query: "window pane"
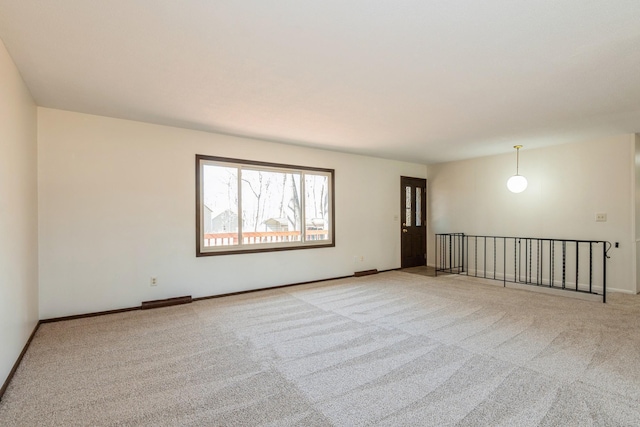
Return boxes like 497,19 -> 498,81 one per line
305,174 -> 330,241
202,164 -> 239,247
197,155 -> 334,256
241,169 -> 302,245
416,187 -> 422,226
405,186 -> 412,226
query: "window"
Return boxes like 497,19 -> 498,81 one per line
196,155 -> 335,256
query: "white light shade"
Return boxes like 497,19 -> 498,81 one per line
507,175 -> 528,193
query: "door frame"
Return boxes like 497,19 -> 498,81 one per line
400,176 -> 427,268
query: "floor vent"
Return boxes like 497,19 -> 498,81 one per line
141,295 -> 192,310
354,269 -> 378,277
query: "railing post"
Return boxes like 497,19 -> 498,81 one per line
603,242 -> 607,303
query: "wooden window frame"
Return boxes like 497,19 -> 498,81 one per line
196,155 -> 335,256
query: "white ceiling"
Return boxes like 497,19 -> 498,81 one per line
1,1 -> 640,164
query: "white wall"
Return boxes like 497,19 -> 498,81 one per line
38,108 -> 426,318
428,135 -> 636,294
0,39 -> 38,388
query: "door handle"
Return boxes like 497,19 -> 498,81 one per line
402,229 -> 408,233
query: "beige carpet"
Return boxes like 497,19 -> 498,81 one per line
2,271 -> 640,426
400,265 -> 436,277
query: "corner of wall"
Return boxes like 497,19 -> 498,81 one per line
0,36 -> 39,397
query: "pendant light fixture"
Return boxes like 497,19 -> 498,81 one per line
507,145 -> 527,193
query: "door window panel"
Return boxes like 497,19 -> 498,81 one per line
416,187 -> 422,226
405,186 -> 412,226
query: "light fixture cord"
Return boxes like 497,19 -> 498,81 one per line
516,147 -> 519,175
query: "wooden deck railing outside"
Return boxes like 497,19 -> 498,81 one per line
204,229 -> 328,246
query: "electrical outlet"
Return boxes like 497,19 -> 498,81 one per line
595,213 -> 607,222
150,277 -> 158,286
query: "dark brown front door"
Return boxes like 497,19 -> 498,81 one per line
401,177 -> 427,268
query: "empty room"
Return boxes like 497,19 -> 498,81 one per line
2,1 -> 640,425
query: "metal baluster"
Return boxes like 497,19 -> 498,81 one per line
549,240 -> 555,287
575,243 -> 579,291
448,235 -> 452,273
439,234 -> 442,272
483,237 -> 487,278
528,239 -> 532,284
603,243 -> 607,303
465,234 -> 468,275
517,238 -> 521,283
475,237 -> 478,277
435,235 -> 438,276
589,242 -> 593,294
461,234 -> 465,274
562,241 -> 566,289
493,237 -> 497,280
441,234 -> 444,273
537,239 -> 544,285
503,237 -> 507,287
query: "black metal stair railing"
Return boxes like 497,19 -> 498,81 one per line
435,233 -> 612,303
